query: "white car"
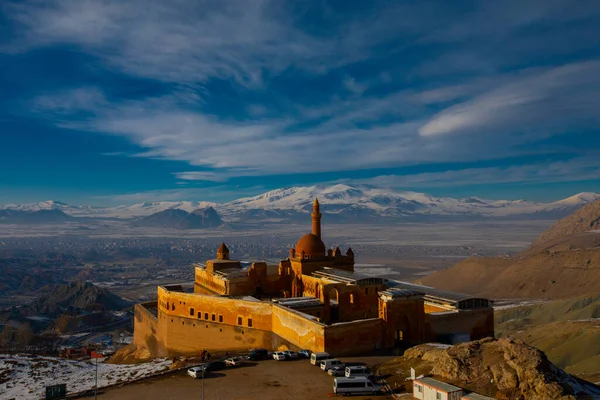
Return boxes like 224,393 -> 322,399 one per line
272,351 -> 287,361
187,366 -> 207,379
283,350 -> 298,360
225,357 -> 243,366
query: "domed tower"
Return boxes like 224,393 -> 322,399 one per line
216,242 -> 230,260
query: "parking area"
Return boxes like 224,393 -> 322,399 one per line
99,354 -> 396,400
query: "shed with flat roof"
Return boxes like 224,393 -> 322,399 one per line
413,377 -> 463,400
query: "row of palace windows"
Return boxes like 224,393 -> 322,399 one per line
167,318 -> 248,334
188,307 -> 253,328
159,300 -> 176,312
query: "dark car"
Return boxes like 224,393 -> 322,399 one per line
202,360 -> 227,371
248,348 -> 269,361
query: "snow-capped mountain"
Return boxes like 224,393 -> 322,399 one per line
218,184 -> 600,219
1,185 -> 599,222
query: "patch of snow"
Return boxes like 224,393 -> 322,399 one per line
493,299 -> 548,310
0,354 -> 171,399
569,318 -> 600,323
422,343 -> 452,349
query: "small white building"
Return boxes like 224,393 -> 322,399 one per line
413,377 -> 463,400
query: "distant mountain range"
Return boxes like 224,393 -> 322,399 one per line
1,184 -> 600,224
0,208 -> 73,224
132,206 -> 224,229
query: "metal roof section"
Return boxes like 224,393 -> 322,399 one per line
384,280 -> 492,309
273,297 -> 323,309
414,377 -> 462,393
311,267 -> 387,285
379,288 -> 425,300
228,295 -> 261,302
389,280 -> 472,302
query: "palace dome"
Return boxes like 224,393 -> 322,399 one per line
295,233 -> 326,259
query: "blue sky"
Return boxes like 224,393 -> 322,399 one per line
1,0 -> 600,205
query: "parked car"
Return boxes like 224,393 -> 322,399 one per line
283,350 -> 298,360
272,351 -> 287,361
225,357 -> 244,366
187,366 -> 207,379
202,360 -> 227,371
321,359 -> 344,372
327,366 -> 346,376
345,366 -> 373,378
298,349 -> 311,359
248,348 -> 269,361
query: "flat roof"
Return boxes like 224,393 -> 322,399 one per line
414,377 -> 462,393
388,280 -> 475,303
462,393 -> 495,400
312,268 -> 386,285
379,288 -> 424,298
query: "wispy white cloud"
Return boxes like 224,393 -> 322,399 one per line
419,61 -> 600,137
175,171 -> 230,182
93,185 -> 265,204
343,76 -> 367,95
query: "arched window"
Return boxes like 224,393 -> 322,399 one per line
350,294 -> 355,304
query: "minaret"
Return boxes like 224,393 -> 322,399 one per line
312,197 -> 322,239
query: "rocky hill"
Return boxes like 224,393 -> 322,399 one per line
533,199 -> 600,246
418,200 -> 600,299
21,281 -> 132,317
131,206 -> 223,229
381,338 -> 600,400
0,209 -> 72,224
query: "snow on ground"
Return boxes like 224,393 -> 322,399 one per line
0,354 -> 172,400
422,343 -> 452,349
492,299 -> 548,310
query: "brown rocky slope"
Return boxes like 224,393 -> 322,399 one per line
533,200 -> 600,246
418,200 -> 600,299
382,338 -> 600,400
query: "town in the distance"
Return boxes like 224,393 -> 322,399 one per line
2,184 -> 600,399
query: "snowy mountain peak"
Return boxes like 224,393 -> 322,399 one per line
0,200 -> 69,212
554,192 -> 600,205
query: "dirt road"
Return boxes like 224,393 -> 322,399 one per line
98,355 -> 396,400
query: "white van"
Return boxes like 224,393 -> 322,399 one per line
310,352 -> 332,365
345,366 -> 371,378
333,376 -> 381,395
320,358 -> 344,371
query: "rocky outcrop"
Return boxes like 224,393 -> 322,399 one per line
403,338 -> 597,400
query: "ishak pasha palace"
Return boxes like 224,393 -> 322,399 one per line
134,199 -> 494,357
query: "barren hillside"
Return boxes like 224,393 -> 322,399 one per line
533,200 -> 600,246
418,201 -> 600,299
495,292 -> 600,383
